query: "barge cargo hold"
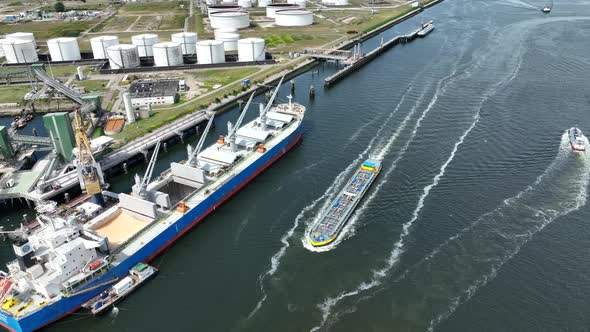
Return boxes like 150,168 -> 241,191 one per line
0,77 -> 305,332
308,158 -> 382,247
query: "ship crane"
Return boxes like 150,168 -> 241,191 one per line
73,108 -> 105,205
132,140 -> 161,199
259,76 -> 285,131
227,92 -> 255,152
187,114 -> 216,167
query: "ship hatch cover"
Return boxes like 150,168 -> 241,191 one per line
236,127 -> 271,141
197,147 -> 238,165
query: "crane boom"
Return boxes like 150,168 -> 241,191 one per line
73,108 -> 104,196
228,92 -> 255,152
259,76 -> 285,130
188,114 -> 215,165
133,140 -> 161,198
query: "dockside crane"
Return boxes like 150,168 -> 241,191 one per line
73,107 -> 105,205
258,76 -> 285,131
132,140 -> 161,199
187,114 -> 216,167
227,92 -> 255,152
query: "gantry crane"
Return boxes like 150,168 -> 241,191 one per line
72,107 -> 105,204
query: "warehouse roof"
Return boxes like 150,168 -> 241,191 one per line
129,79 -> 179,98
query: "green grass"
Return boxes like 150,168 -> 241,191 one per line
0,86 -> 31,103
188,14 -> 204,34
0,20 -> 99,38
119,1 -> 189,13
74,79 -> 110,93
98,15 -> 138,31
191,67 -> 260,90
44,65 -> 78,79
106,90 -> 119,112
160,15 -> 186,30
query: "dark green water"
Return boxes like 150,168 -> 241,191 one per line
5,0 -> 590,330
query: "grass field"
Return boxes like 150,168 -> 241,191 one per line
192,67 -> 260,91
98,15 -> 138,32
119,1 -> 189,14
0,20 -> 99,38
160,15 -> 186,30
0,86 -> 31,103
73,79 -> 110,93
45,65 -> 78,79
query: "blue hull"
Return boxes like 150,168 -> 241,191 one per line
0,125 -> 303,332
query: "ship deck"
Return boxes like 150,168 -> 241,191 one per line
94,211 -> 150,249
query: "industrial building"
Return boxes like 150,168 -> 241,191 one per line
129,79 -> 179,107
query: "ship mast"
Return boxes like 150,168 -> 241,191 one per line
73,108 -> 105,205
227,92 -> 254,152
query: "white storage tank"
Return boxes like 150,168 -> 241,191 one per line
152,42 -> 183,66
238,0 -> 252,7
1,39 -> 38,64
238,38 -> 265,62
209,11 -> 250,29
207,4 -> 240,16
196,40 -> 225,64
6,32 -> 36,49
266,3 -> 299,18
90,35 -> 119,59
132,33 -> 159,57
0,39 -> 6,58
171,32 -> 197,55
287,0 -> 306,7
275,9 -> 313,26
258,0 -> 272,7
322,0 -> 349,5
215,32 -> 240,51
107,44 -> 140,69
47,37 -> 81,61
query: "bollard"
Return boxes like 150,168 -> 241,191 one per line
163,142 -> 168,153
123,162 -> 128,174
64,192 -> 70,203
309,84 -> 315,98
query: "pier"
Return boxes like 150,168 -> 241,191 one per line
324,24 -> 427,87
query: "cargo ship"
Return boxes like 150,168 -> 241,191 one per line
308,158 -> 382,247
0,77 -> 305,332
568,127 -> 586,152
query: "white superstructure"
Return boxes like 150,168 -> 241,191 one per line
107,44 -> 140,69
275,9 -> 313,26
131,34 -> 159,57
238,38 -> 265,62
47,37 -> 81,62
1,39 -> 38,64
90,36 -> 119,59
152,42 -> 183,67
209,11 -> 250,29
171,32 -> 197,55
196,40 -> 225,64
6,32 -> 36,49
266,3 -> 299,17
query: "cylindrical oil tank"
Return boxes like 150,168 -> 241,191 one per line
206,0 -> 217,5
131,33 -> 159,57
6,32 -> 36,49
1,39 -> 38,64
171,32 -> 197,55
207,4 -> 240,16
47,37 -> 81,61
287,0 -> 306,7
0,39 -> 6,58
266,3 -> 299,17
90,35 -> 119,59
152,42 -> 183,66
107,44 -> 140,69
258,0 -> 271,7
275,9 -> 313,26
238,0 -> 252,7
209,11 -> 250,29
196,40 -> 225,64
237,38 -> 265,62
215,32 -> 240,51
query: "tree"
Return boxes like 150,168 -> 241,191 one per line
54,1 -> 65,12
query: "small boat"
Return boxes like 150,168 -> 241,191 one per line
568,127 -> 586,152
82,263 -> 157,315
542,5 -> 551,12
15,119 -> 27,129
417,21 -> 435,37
25,114 -> 33,122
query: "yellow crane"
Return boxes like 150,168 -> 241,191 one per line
72,107 -> 104,198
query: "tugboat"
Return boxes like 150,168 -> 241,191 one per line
568,127 -> 586,152
417,20 -> 434,37
82,263 -> 158,315
25,114 -> 33,122
542,4 -> 551,12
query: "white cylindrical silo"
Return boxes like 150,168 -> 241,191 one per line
1,39 -> 38,64
275,9 -> 313,26
238,38 -> 265,62
171,32 -> 197,55
123,92 -> 135,123
6,32 -> 36,49
152,42 -> 183,66
132,33 -> 159,57
266,3 -> 300,17
107,44 -> 140,69
209,11 -> 250,29
207,4 -> 240,16
77,66 -> 84,80
196,40 -> 225,64
216,32 -> 240,51
287,0 -> 306,7
0,39 -> 6,58
90,35 -> 119,59
258,0 -> 271,7
238,0 -> 252,7
47,37 -> 81,61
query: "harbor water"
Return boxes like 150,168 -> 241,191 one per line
3,0 -> 590,330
